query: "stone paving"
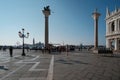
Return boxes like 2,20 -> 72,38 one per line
53,52 -> 120,80
0,49 -> 52,80
0,49 -> 120,80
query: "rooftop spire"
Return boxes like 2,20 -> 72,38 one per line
115,5 -> 118,12
106,7 -> 110,17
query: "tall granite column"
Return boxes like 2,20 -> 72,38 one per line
42,6 -> 51,49
92,9 -> 101,50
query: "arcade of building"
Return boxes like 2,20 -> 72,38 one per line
106,8 -> 120,51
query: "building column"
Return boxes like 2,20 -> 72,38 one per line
106,22 -> 109,34
115,20 -> 117,32
118,19 -> 120,31
109,22 -> 111,34
117,19 -> 119,31
106,39 -> 111,48
115,38 -> 118,51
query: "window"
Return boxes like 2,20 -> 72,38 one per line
111,21 -> 115,32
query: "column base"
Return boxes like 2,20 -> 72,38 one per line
93,49 -> 99,53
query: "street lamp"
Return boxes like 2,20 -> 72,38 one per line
18,28 -> 29,56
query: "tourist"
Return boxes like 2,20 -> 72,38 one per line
9,46 -> 13,57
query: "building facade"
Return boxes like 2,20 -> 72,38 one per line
106,7 -> 120,51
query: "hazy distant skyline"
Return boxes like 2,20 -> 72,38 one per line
0,0 -> 120,46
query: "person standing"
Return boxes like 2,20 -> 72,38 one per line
66,45 -> 69,56
9,46 -> 13,57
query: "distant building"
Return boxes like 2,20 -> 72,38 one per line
106,7 -> 120,51
34,42 -> 44,49
17,42 -> 44,50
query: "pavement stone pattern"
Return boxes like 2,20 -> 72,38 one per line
0,49 -> 120,80
0,49 -> 52,80
53,52 -> 120,80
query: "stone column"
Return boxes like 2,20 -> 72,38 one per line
92,9 -> 101,50
109,23 -> 111,34
109,22 -> 111,34
106,39 -> 113,49
108,23 -> 109,33
106,22 -> 109,35
115,20 -> 117,32
106,22 -> 108,34
115,38 -> 118,51
42,6 -> 51,48
106,39 -> 110,48
45,16 -> 49,47
118,19 -> 120,31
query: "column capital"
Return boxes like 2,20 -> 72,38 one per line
92,10 -> 101,20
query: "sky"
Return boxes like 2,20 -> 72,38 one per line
0,0 -> 120,46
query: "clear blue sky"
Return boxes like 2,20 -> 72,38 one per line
0,0 -> 120,46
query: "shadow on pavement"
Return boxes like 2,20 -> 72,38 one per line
100,54 -> 120,58
55,59 -> 89,65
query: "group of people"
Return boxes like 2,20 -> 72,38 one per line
1,45 -> 71,57
41,45 -> 69,54
0,46 -> 13,57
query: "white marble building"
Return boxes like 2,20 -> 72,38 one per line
106,7 -> 120,51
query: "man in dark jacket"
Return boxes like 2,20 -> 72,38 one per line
9,46 -> 13,57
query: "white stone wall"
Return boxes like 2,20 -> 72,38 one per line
106,8 -> 120,51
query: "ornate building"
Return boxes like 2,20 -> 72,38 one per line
106,7 -> 120,51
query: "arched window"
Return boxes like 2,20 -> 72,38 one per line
111,21 -> 115,32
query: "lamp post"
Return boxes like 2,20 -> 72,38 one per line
18,28 -> 29,56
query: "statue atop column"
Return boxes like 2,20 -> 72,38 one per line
42,6 -> 51,49
43,6 -> 51,16
44,6 -> 50,11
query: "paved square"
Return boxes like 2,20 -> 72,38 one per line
0,49 -> 120,80
53,52 -> 120,80
0,50 -> 53,80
